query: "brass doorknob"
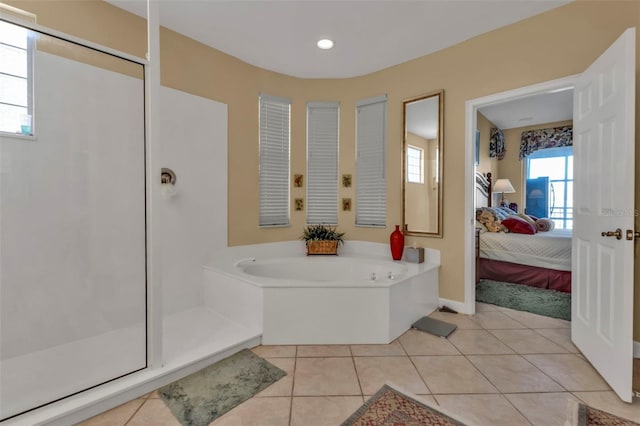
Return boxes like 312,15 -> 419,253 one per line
601,228 -> 623,240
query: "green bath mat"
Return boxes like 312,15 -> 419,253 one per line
476,279 -> 571,321
158,349 -> 286,426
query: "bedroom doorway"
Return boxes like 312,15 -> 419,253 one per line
464,27 -> 636,403
467,77 -> 576,315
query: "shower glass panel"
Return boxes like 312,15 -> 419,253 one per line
0,21 -> 146,420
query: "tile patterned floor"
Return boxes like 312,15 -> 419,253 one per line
78,303 -> 640,426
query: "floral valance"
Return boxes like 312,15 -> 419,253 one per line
519,126 -> 573,159
489,127 -> 505,160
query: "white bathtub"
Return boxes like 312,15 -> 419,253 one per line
238,256 -> 407,284
204,241 -> 440,345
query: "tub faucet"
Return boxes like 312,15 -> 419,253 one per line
370,272 -> 377,281
235,257 -> 256,267
387,272 -> 395,280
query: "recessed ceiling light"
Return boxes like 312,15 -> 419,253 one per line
317,39 -> 334,50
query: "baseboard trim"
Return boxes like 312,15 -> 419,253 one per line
634,340 -> 640,358
438,298 -> 468,315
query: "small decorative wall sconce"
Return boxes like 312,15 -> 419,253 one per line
293,174 -> 304,188
342,174 -> 352,188
294,198 -> 304,211
342,198 -> 352,211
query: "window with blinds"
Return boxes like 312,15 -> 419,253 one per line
355,95 -> 387,227
0,12 -> 35,135
307,101 -> 339,224
259,94 -> 291,227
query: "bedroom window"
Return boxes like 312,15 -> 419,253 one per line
259,94 -> 291,227
0,17 -> 35,136
406,145 -> 423,184
526,146 -> 573,230
307,101 -> 339,225
355,95 -> 387,227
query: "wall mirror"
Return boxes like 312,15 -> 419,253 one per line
402,90 -> 444,237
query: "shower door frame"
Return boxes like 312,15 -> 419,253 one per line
0,11 -> 162,420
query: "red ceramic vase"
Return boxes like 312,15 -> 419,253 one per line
390,225 -> 404,261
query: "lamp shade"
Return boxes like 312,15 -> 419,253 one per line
493,178 -> 515,194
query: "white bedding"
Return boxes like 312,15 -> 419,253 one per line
479,228 -> 572,271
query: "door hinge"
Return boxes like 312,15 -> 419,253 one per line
626,229 -> 640,241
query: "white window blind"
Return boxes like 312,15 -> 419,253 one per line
356,95 -> 387,227
307,101 -> 339,224
259,94 -> 291,227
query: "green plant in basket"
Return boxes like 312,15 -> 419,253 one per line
300,224 -> 345,244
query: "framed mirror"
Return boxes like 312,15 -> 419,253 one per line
402,90 -> 444,237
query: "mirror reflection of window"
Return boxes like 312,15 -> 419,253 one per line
407,145 -> 424,184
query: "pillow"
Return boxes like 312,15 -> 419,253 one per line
497,206 -> 517,216
476,222 -> 489,233
517,212 -> 537,227
476,208 -> 504,232
535,218 -> 555,232
502,216 -> 536,235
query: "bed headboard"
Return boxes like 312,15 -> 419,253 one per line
475,172 -> 492,208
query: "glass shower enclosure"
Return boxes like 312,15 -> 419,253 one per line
0,19 -> 147,420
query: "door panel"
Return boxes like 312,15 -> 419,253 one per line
572,27 -> 635,403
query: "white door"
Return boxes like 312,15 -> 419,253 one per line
572,27 -> 636,403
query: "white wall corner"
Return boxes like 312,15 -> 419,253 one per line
438,298 -> 468,315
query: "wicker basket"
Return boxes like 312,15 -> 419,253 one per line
306,240 -> 339,255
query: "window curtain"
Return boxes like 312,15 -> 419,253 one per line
519,126 -> 573,159
489,127 -> 505,160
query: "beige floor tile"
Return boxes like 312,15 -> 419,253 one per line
210,397 -> 291,426
469,311 -> 527,329
447,329 -> 515,355
501,310 -> 571,329
77,398 -> 145,426
435,394 -> 530,426
489,329 -> 568,354
147,390 -> 161,398
524,354 -> 610,391
467,355 -> 563,393
290,396 -> 363,426
476,302 -> 500,312
505,392 -> 580,426
428,311 -> 483,329
573,391 -> 640,423
293,357 -> 361,396
350,340 -> 406,356
296,345 -> 351,357
353,356 -> 429,395
251,345 -> 296,358
398,329 -> 461,356
411,355 -> 497,394
256,358 -> 295,397
534,328 -> 580,353
127,399 -> 181,426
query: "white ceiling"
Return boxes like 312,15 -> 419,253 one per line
106,0 -> 571,79
479,89 -> 573,130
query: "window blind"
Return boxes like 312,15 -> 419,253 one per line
259,94 -> 291,227
307,101 -> 339,224
355,95 -> 387,227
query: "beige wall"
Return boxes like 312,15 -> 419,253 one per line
476,112 -> 498,181
4,0 -> 640,340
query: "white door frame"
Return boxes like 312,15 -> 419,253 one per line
463,75 -> 578,314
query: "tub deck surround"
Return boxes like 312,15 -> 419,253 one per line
204,241 -> 440,345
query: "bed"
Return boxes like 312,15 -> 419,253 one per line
475,171 -> 572,293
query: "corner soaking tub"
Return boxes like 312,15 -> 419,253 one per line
204,241 -> 440,345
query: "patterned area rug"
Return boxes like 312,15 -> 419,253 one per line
158,349 -> 286,426
571,402 -> 640,425
341,385 -> 466,426
476,278 -> 571,321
